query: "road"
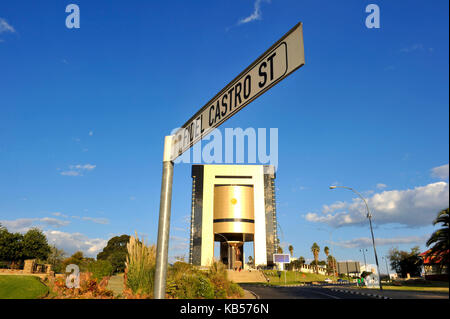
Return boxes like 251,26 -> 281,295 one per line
240,284 -> 375,299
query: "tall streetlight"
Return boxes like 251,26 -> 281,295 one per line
329,185 -> 383,290
359,248 -> 368,271
382,256 -> 390,282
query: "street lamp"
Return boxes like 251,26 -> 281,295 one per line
359,248 -> 368,271
329,185 -> 383,290
382,256 -> 390,282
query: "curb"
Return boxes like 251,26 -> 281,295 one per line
245,289 -> 260,299
263,284 -> 305,288
330,288 -> 391,299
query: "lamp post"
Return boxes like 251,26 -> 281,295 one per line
360,248 -> 368,271
329,185 -> 383,290
382,256 -> 390,282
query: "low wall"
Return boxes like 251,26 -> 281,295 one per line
298,265 -> 327,275
0,268 -> 57,279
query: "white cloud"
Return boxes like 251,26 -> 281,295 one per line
69,164 -> 96,171
89,131 -> 93,136
237,0 -> 270,25
0,217 -> 108,257
40,217 -> 70,228
44,230 -> 107,257
431,163 -> 449,180
0,18 -> 15,34
376,183 -> 387,189
332,235 -> 428,249
400,43 -> 434,54
60,170 -> 81,176
0,218 -> 36,233
52,212 -> 68,218
81,216 -> 109,225
305,181 -> 449,228
60,163 -> 96,176
0,217 -> 70,232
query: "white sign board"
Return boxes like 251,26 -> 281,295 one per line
170,23 -> 305,161
273,254 -> 290,264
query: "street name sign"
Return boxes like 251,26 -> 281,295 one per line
170,22 -> 305,161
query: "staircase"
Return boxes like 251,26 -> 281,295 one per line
226,270 -> 267,283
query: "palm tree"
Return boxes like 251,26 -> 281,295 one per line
426,208 -> 449,271
277,246 -> 283,254
298,256 -> 305,265
327,255 -> 337,277
311,243 -> 320,273
288,245 -> 294,257
324,246 -> 330,274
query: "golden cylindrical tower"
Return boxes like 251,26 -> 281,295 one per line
213,185 -> 255,237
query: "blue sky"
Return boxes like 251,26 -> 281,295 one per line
0,0 -> 448,271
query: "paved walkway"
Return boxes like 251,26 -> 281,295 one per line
227,270 -> 266,283
106,274 -> 124,297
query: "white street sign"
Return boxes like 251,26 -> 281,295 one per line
170,22 -> 305,161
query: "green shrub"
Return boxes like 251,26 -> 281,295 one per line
194,276 -> 215,299
165,261 -> 245,299
88,259 -> 113,280
228,282 -> 244,298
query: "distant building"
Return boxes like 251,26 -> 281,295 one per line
420,250 -> 448,281
337,261 -> 361,277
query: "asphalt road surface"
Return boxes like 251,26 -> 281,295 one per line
240,284 -> 375,299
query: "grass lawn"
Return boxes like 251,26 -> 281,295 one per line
381,280 -> 449,293
0,275 -> 49,299
381,285 -> 449,293
262,270 -> 330,285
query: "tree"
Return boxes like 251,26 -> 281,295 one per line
327,255 -> 337,276
0,226 -> 23,263
388,246 -> 423,278
63,251 -> 93,272
276,246 -> 283,254
297,256 -> 305,265
324,246 -> 331,275
22,228 -> 51,261
311,243 -> 320,273
97,234 -> 130,273
46,245 -> 66,273
425,208 -> 449,271
288,245 -> 294,257
88,259 -> 113,280
324,246 -> 330,257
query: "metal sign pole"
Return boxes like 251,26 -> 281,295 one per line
154,136 -> 174,299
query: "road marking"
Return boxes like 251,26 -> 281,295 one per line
310,289 -> 341,299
